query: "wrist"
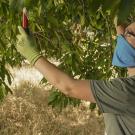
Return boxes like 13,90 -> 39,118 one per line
34,56 -> 45,66
30,54 -> 42,65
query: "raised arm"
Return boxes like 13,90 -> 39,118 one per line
35,57 -> 95,102
16,26 -> 96,103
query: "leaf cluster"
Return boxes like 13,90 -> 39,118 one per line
0,0 -> 135,109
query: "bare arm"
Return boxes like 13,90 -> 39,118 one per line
34,57 -> 96,103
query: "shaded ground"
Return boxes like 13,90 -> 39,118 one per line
0,67 -> 105,135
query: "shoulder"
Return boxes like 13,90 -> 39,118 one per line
90,76 -> 135,115
91,76 -> 135,88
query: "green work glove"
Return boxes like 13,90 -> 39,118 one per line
16,26 -> 42,65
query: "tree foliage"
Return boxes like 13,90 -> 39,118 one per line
0,0 -> 135,110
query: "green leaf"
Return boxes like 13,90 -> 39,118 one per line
48,16 -> 59,28
0,38 -> 6,51
48,91 -> 59,103
46,0 -> 53,10
23,0 -> 33,7
88,0 -> 101,16
89,103 -> 96,111
116,0 -> 135,23
5,69 -> 12,85
0,66 -> 5,81
4,83 -> 12,94
0,84 -> 5,101
101,0 -> 121,11
40,77 -> 48,84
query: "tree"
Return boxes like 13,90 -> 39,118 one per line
0,0 -> 135,110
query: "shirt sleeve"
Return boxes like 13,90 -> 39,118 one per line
90,77 -> 135,116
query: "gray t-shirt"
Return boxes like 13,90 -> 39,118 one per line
90,76 -> 135,135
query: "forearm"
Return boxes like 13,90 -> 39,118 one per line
34,56 -> 75,96
17,26 -> 95,102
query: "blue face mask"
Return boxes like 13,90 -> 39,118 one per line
112,35 -> 135,67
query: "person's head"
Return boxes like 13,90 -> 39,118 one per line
123,22 -> 135,48
112,22 -> 135,69
123,23 -> 135,75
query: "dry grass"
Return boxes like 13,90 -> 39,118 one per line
0,67 -> 104,135
0,81 -> 104,135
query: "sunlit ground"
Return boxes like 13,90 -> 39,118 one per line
0,66 -> 104,135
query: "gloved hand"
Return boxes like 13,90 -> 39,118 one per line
16,26 -> 42,65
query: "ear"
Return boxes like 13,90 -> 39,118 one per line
116,25 -> 126,35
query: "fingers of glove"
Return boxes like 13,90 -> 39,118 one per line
16,37 -> 24,47
18,26 -> 28,38
16,43 -> 24,53
17,35 -> 23,41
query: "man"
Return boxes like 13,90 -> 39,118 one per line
16,21 -> 135,134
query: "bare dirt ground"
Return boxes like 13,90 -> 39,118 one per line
0,67 -> 105,135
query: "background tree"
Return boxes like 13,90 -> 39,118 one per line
0,0 -> 135,110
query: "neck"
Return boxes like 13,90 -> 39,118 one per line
127,67 -> 135,76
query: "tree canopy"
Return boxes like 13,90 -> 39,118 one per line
0,0 -> 135,110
